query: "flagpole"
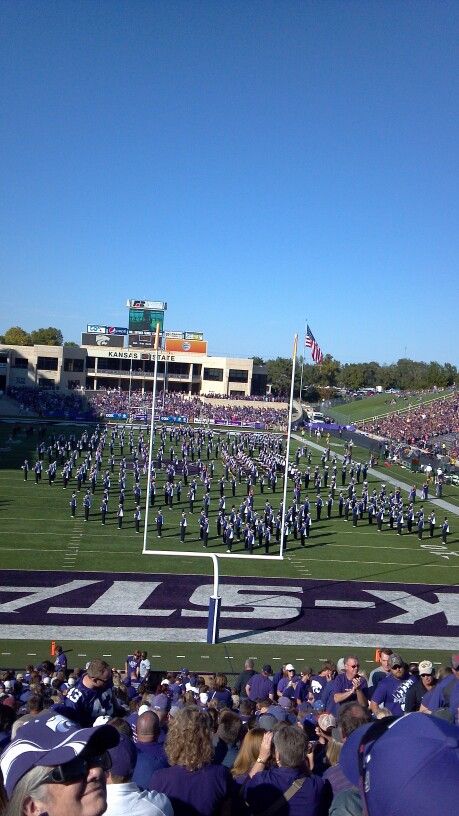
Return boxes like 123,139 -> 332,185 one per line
143,322 -> 161,553
279,333 -> 298,559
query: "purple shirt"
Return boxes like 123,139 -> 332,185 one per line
371,673 -> 416,715
149,763 -> 233,816
247,673 -> 274,701
329,673 -> 368,716
246,767 -> 332,816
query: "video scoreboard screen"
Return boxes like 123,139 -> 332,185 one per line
128,308 -> 164,334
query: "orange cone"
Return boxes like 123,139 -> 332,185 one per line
51,640 -> 56,656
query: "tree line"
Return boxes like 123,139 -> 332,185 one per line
253,355 -> 457,397
0,326 -> 77,346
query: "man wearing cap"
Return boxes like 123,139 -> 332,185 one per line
404,660 -> 437,712
0,711 -> 119,816
419,653 -> 459,718
335,711 -> 459,815
277,664 -> 300,700
369,653 -> 416,716
105,733 -> 172,816
246,665 -> 274,702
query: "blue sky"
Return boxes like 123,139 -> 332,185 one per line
1,0 -> 458,364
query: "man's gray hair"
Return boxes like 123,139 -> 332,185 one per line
273,725 -> 309,770
4,765 -> 50,816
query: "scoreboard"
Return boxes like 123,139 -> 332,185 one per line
128,308 -> 164,334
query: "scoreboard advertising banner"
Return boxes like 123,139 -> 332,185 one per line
87,325 -> 128,336
164,338 -> 207,354
82,333 -> 125,348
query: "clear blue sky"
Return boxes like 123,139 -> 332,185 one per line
1,0 -> 458,365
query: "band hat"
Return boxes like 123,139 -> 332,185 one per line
0,712 -> 119,798
340,713 -> 459,816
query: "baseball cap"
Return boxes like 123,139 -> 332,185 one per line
317,713 -> 336,732
336,657 -> 346,672
312,700 -> 325,712
108,735 -> 136,777
262,664 -> 272,674
388,653 -> 404,669
452,654 -> 459,670
285,664 -> 295,671
42,677 -> 51,685
0,712 -> 119,798
3,681 -> 13,690
258,714 -> 277,730
340,713 -> 459,816
278,696 -> 292,709
418,660 -> 434,675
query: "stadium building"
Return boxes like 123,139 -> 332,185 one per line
0,342 -> 268,398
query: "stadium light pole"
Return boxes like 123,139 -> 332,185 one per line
143,323 -> 161,552
127,358 -> 133,417
279,333 -> 298,559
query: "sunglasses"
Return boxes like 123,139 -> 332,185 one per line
391,665 -> 403,670
41,752 -> 112,784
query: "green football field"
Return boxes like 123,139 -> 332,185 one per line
0,419 -> 457,671
326,390 -> 454,425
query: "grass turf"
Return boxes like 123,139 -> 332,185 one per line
0,419 -> 458,667
326,390 -> 454,425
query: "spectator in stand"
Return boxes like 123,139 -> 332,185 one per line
246,665 -> 274,702
337,712 -> 459,816
234,659 -> 256,700
212,710 -> 244,769
54,659 -> 128,726
148,706 -> 236,816
244,725 -> 332,816
132,711 -> 169,790
369,653 -> 416,716
404,660 -> 438,712
208,674 -> 233,708
367,648 -> 393,691
324,702 -> 372,803
330,656 -> 368,715
0,712 -> 119,816
105,734 -> 172,816
230,728 -> 266,787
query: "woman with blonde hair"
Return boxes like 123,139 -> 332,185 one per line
149,706 -> 235,816
231,728 -> 266,785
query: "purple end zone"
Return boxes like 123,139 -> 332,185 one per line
0,570 -> 457,642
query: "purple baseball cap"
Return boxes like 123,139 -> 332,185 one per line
0,712 -> 119,798
340,712 -> 459,815
108,736 -> 136,777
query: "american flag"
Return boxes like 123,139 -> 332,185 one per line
305,325 -> 323,364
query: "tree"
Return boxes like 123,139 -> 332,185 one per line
30,327 -> 63,345
266,357 -> 292,396
64,341 -> 79,348
252,356 -> 264,366
319,355 -> 341,387
2,326 -> 31,345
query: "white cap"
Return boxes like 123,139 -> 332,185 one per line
4,681 -> 12,690
42,677 -> 51,685
199,692 -> 208,704
67,677 -> 76,686
285,663 -> 295,671
138,704 -> 150,716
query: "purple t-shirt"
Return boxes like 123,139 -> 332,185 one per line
149,763 -> 233,816
328,673 -> 369,716
245,767 -> 332,816
247,673 -> 274,701
371,673 -> 416,715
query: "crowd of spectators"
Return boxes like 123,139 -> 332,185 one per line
6,385 -> 287,429
357,393 -> 459,447
86,390 -> 288,429
7,387 -> 93,419
0,649 -> 458,816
